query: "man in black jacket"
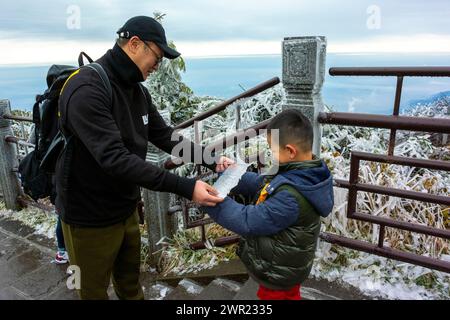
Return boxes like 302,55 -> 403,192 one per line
56,16 -> 231,299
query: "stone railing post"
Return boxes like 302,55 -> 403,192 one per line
142,109 -> 175,265
282,36 -> 327,156
0,99 -> 21,210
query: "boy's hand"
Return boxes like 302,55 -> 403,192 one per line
192,180 -> 224,206
215,156 -> 235,173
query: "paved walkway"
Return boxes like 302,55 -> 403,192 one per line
0,216 -> 78,300
0,215 -> 375,300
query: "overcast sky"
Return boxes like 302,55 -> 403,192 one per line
1,0 -> 450,64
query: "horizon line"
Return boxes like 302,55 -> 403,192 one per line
2,51 -> 450,68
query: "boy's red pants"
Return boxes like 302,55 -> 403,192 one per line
257,284 -> 301,300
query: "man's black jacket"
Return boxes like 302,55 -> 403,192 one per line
55,44 -> 211,227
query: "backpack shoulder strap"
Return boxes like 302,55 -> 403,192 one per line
59,63 -> 111,101
275,184 -> 317,216
60,69 -> 81,97
83,63 -> 112,102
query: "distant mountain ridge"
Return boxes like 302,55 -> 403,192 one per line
408,91 -> 450,108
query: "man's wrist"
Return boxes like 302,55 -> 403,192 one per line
174,176 -> 197,200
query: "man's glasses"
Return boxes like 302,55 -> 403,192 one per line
141,40 -> 163,65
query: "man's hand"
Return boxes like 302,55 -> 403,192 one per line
215,156 -> 235,173
192,180 -> 224,206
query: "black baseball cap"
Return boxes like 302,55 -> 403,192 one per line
117,16 -> 181,59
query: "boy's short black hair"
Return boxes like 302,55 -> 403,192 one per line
266,109 -> 313,152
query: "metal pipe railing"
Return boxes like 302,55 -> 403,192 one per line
335,178 -> 450,209
1,113 -> 33,122
318,112 -> 450,134
174,77 -> 280,129
350,151 -> 450,171
349,212 -> 450,240
164,118 -> 271,170
190,235 -> 241,250
5,135 -> 35,148
329,67 -> 450,77
353,182 -> 450,206
320,232 -> 450,273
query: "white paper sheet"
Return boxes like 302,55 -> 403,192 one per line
213,160 -> 250,198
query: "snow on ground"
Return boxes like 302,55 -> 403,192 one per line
0,202 -> 57,239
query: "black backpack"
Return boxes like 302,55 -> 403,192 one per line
18,52 -> 112,202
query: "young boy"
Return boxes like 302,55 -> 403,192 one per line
202,109 -> 334,300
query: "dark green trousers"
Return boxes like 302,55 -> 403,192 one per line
61,211 -> 144,300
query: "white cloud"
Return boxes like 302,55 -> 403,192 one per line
329,34 -> 450,53
0,38 -> 112,66
1,0 -> 450,65
177,34 -> 450,57
2,33 -> 450,65
176,40 -> 281,58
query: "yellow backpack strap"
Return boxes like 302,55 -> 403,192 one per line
60,69 -> 80,96
256,183 -> 270,205
58,69 -> 80,117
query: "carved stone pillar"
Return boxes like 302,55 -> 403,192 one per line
282,36 -> 327,156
